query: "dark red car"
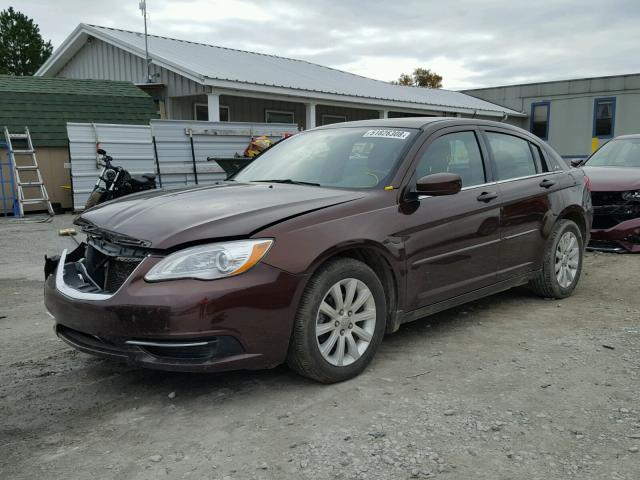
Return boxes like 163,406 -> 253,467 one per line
44,118 -> 592,383
576,134 -> 640,252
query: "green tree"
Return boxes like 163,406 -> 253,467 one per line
0,7 -> 53,76
393,68 -> 443,89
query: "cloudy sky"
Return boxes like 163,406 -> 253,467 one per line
8,0 -> 640,89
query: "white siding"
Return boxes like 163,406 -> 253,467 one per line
465,75 -> 640,157
58,38 -> 206,98
67,120 -> 297,210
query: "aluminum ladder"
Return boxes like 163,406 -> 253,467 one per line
3,126 -> 54,217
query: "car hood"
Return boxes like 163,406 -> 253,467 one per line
77,182 -> 365,249
582,166 -> 640,192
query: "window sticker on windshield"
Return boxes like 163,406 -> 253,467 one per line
363,129 -> 411,140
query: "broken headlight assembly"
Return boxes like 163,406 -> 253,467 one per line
144,239 -> 273,281
622,190 -> 640,201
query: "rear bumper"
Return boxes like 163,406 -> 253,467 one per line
44,254 -> 307,372
589,217 -> 640,253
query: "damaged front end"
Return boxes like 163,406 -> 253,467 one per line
44,225 -> 151,296
589,190 -> 640,253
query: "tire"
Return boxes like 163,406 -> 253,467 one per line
287,258 -> 387,383
84,190 -> 104,210
529,219 -> 584,299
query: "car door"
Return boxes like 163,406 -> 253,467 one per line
481,129 -> 559,279
401,127 -> 501,310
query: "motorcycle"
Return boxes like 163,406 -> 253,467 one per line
84,148 -> 157,209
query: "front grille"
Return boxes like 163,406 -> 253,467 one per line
591,191 -> 640,230
85,240 -> 146,293
105,258 -> 142,292
592,191 -> 625,206
592,215 -> 620,230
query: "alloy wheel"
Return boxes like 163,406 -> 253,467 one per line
555,231 -> 580,288
315,278 -> 376,367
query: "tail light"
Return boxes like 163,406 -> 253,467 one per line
583,174 -> 592,192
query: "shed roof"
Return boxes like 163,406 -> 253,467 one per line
0,75 -> 158,147
37,24 -> 524,118
0,75 -> 154,97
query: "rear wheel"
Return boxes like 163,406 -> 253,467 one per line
529,219 -> 583,298
287,258 -> 386,383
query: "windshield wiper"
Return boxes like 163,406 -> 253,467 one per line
253,179 -> 321,186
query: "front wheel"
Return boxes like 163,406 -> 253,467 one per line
529,219 -> 584,298
84,189 -> 105,210
287,258 -> 386,383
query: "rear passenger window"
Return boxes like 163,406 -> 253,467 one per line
486,132 -> 538,181
415,131 -> 486,188
530,143 -> 548,172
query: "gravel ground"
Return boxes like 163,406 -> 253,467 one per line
1,214 -> 639,480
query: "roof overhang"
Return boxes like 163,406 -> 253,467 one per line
38,24 -> 525,119
204,78 -> 524,118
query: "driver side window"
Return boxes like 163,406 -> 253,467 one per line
416,131 -> 486,188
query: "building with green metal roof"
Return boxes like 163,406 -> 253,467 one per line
0,75 -> 158,213
0,75 -> 158,147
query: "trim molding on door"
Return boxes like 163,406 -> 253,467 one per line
412,238 -> 501,267
504,228 -> 539,240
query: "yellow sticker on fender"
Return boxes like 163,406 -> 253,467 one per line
363,129 -> 411,140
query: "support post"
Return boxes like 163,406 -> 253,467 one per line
207,92 -> 220,122
152,136 -> 163,188
379,109 -> 389,119
188,131 -> 199,185
305,103 -> 316,129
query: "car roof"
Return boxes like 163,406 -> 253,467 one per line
313,116 -> 522,131
611,134 -> 640,140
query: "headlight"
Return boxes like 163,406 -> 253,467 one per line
622,190 -> 640,201
144,239 -> 273,281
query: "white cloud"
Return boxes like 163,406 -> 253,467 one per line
11,0 -> 640,89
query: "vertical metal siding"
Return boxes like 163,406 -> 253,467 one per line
67,123 -> 155,209
67,120 -> 297,210
58,39 -> 205,97
150,120 -> 297,188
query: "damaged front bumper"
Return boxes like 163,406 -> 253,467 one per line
44,242 -> 305,372
589,216 -> 640,253
588,193 -> 640,253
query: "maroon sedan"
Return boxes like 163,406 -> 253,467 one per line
45,118 -> 592,383
576,134 -> 640,252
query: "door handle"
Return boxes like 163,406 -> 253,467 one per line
539,178 -> 556,189
476,191 -> 498,202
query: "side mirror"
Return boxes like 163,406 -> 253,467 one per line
570,158 -> 583,168
416,172 -> 462,196
97,148 -> 106,155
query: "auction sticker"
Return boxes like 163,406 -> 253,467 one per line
363,129 -> 411,140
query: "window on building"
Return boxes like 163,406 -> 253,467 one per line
415,131 -> 486,188
485,132 -> 538,181
219,106 -> 230,122
593,97 -> 616,138
530,102 -> 550,140
265,110 -> 295,124
194,103 -> 230,121
321,114 -> 347,125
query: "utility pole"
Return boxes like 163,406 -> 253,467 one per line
139,0 -> 152,82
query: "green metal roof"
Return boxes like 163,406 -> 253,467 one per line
0,76 -> 158,147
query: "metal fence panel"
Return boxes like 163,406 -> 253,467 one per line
67,120 -> 297,210
67,123 -> 154,210
150,120 -> 297,188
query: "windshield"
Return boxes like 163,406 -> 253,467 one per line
233,127 -> 419,188
586,138 -> 640,167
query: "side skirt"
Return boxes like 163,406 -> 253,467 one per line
397,272 -> 538,326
